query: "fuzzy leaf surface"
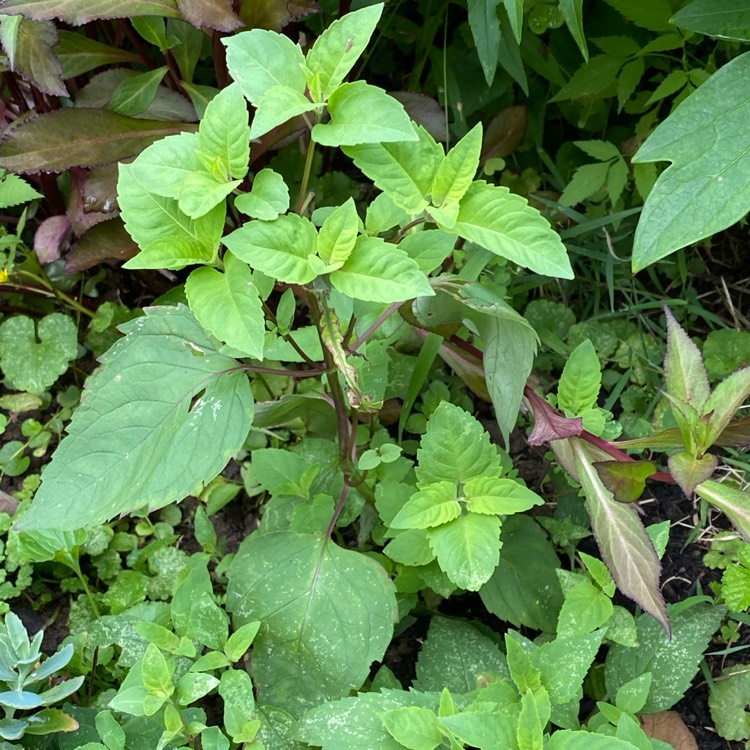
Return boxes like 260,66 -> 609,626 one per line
226,531 -> 397,716
664,307 -> 710,410
17,305 -> 253,531
696,479 -> 750,542
0,0 -> 181,24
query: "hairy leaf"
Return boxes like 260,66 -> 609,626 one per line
226,531 -> 397,715
5,17 -> 66,97
0,0 -> 181,24
17,306 -> 253,531
664,307 -> 710,410
696,479 -> 750,543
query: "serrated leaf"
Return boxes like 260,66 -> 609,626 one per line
17,306 -> 253,531
330,236 -> 433,303
380,706 -> 442,750
556,581 -> 613,637
427,513 -> 501,591
467,0 -> 501,86
632,51 -> 750,271
128,131 -> 203,200
110,66 -> 168,116
185,252 -> 265,359
317,198 -> 358,265
305,4 -> 383,100
0,170 -> 42,209
56,30 -> 140,77
177,0 -> 243,32
389,482 -> 460,530
235,168 -> 289,220
312,82 -> 417,146
226,531 -> 397,716
558,339 -> 601,415
0,0 -> 181,24
709,667 -> 750,741
0,109 -> 196,173
668,451 -> 718,497
463,476 -> 543,515
431,123 -> 481,207
0,313 -> 77,395
383,529 -> 435,566
5,18 -> 66,97
223,213 -> 317,284
450,181 -> 573,278
343,124 -> 443,214
249,85 -> 318,140
199,82 -> 250,179
559,162 -> 610,206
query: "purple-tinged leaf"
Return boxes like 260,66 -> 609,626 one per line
615,419 -> 750,450
664,306 -> 710,410
64,218 -> 138,273
33,215 -> 71,264
594,460 -> 657,503
525,387 -> 583,445
567,438 -> 669,635
696,479 -> 750,543
6,18 -> 67,96
704,367 -> 750,447
178,0 -> 243,31
668,451 -> 718,497
0,0 -> 181,25
715,417 -> 750,447
0,109 -> 196,173
390,92 -> 448,142
238,0 -> 319,32
481,105 -> 528,162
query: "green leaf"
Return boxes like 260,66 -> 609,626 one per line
605,601 -> 725,712
556,581 -> 613,636
560,0 -> 588,61
17,306 -> 253,531
427,513 -> 501,591
185,252 -> 265,359
312,82 -> 417,146
467,0 -> 501,86
704,367 -> 750,447
178,171 -> 240,220
224,621 -> 261,663
304,4 -> 383,100
414,616 -> 509,693
389,482 -> 460,530
548,730 -> 646,749
383,529 -> 435,566
172,557 -> 228,649
226,531 -> 397,716
708,667 -> 750,741
199,82 -> 250,180
558,339 -> 601,415
431,124 -> 482,207
450,181 -> 573,279
463,476 -> 543,515
235,169 -> 290,220
119,164 -> 224,269
380,706 -> 442,750
330,236 -> 433,303
109,67 -> 168,116
440,712 -> 516,750
696,480 -> 750,543
632,51 -> 750,271
140,643 -> 173,697
668,451 -> 718,497
398,230 -> 456,275
0,109 -> 196,173
223,213 -> 318,284
317,198 -> 359,265
672,0 -> 750,42
175,671 -> 219,705
249,85 -> 318,140
0,313 -> 77,395
127,132 -> 202,200
343,124 -> 443,214
663,306 -> 711,408
0,1 -> 181,24
559,162 -> 610,206
55,30 -> 140,78
0,169 -> 42,208
616,673 -> 653,714
219,669 -> 255,740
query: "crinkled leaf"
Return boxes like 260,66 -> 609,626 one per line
226,531 -> 397,716
17,305 -> 253,531
431,123 -> 481,207
235,168 -> 289,220
558,339 -> 601,415
0,313 -> 77,395
632,51 -> 750,271
0,0 -> 181,23
696,479 -> 750,543
185,252 -> 265,359
199,82 -> 250,179
0,109 -> 196,173
56,30 -> 140,77
177,0 -> 243,31
389,482 -> 460,530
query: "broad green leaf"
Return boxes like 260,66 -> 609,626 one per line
605,601 -> 724,713
431,123 -> 481,207
17,306 -> 253,531
548,731 -> 646,749
343,124 -> 443,214
414,616 -> 510,693
119,165 -> 224,269
467,0 -> 501,86
131,15 -> 178,50
450,182 -> 573,279
632,51 -> 750,271
672,0 -> 750,42
110,67 -> 168,116
226,531 -> 397,715
0,313 -> 77,395
663,307 -> 710,410
330,236 -> 433,303
389,482 -> 460,530
383,529 -> 435,566
398,230 -> 456,275
313,82 -> 417,147
556,581 -> 613,637
224,621 -> 261,663
304,4 -> 383,100
463,476 -> 543,515
427,513 -> 501,590
175,672 -> 219,705
558,339 -> 601,415
560,0 -> 588,61
704,367 -> 750,447
128,132 -> 203,200
616,673 -> 653,714
219,669 -> 255,740
185,252 -> 265,359
223,29 -> 306,105
440,712 -> 516,750
172,558 -> 228,648
416,401 -> 504,486
141,643 -> 173,697
56,30 -> 139,78
0,109 -> 196,173
178,171 -> 240,219
365,191 -> 410,233
199,82 -> 250,180
517,685 -> 550,746
480,515 -> 564,633
708,667 -> 750,741
696,479 -> 750,543
235,168 -> 290,220
317,198 -> 359,265
559,162 -> 610,206
380,706 -> 442,750
251,448 -> 318,496
0,0 -> 181,24
4,17 -> 66,97
223,213 -> 318,284
249,85 -> 318,140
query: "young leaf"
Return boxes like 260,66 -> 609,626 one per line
219,669 -> 256,741
632,51 -> 750,271
0,169 -> 42,208
128,131 -> 203,200
558,339 -> 601,415
560,0 -> 588,61
198,82 -> 250,180
304,4 -> 384,100
664,307 -> 710,410
17,306 -> 253,531
312,81 -> 417,146
248,85 -> 318,140
450,181 -> 573,279
389,482 -> 460,530
431,123 -> 482,207
178,172 -> 240,219
463,476 -> 544,515
235,168 -> 290,221
317,198 -> 359,266
668,451 -> 718,497
223,213 -> 318,284
380,706 -> 443,750
185,252 -> 265,359
226,531 -> 397,715
440,712 -> 517,750
330,236 -> 433,303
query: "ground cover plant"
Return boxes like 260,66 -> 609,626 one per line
0,0 -> 749,748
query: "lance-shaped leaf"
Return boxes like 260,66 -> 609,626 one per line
0,0 -> 181,24
704,367 -> 750,447
632,51 -> 750,271
16,305 -> 253,531
226,531 -> 397,716
558,339 -> 601,416
0,109 -> 196,173
696,479 -> 750,543
450,181 -> 573,279
664,307 -> 710,410
672,0 -> 750,41
566,438 -> 669,634
317,198 -> 358,265
593,460 -> 657,503
110,67 -> 168,117
389,482 -> 460,529
431,123 -> 482,207
55,31 -> 140,78
467,0 -> 501,86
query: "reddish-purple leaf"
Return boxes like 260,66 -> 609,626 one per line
9,18 -> 67,97
664,306 -> 710,410
525,387 -> 583,445
594,459 -> 658,503
0,109 -> 197,173
64,218 -> 138,273
0,0 -> 181,25
696,479 -> 750,543
238,0 -> 319,31
178,0 -> 243,31
668,451 -> 718,497
33,215 -> 72,264
481,105 -> 528,162
391,92 -> 448,143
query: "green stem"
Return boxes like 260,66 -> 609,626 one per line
15,270 -> 95,319
295,134 -> 318,215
